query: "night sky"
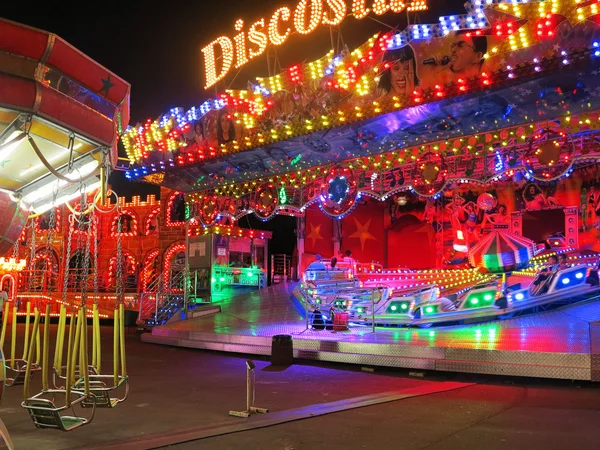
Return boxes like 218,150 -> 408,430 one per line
3,0 -> 466,198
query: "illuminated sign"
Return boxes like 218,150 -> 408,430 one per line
201,0 -> 428,88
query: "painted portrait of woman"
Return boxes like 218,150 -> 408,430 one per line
378,45 -> 420,100
217,109 -> 237,145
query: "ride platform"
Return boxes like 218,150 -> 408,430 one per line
142,283 -> 600,382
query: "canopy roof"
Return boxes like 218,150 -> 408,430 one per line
124,1 -> 600,197
0,18 -> 130,212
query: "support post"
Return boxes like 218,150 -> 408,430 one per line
184,220 -> 190,316
229,361 -> 268,418
297,216 -> 306,279
154,292 -> 159,323
372,288 -> 376,334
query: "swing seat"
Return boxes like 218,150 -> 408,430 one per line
52,365 -> 99,390
75,375 -> 129,408
5,360 -> 41,387
21,389 -> 95,431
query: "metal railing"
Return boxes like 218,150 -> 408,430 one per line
137,270 -> 187,327
271,254 -> 291,284
18,268 -> 139,293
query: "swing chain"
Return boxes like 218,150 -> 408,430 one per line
61,213 -> 74,304
76,188 -> 92,309
41,189 -> 59,278
80,207 -> 93,307
27,220 -> 36,293
115,206 -> 124,307
93,214 -> 99,302
11,228 -> 20,261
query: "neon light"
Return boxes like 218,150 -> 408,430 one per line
34,208 -> 61,234
166,191 -> 186,227
144,206 -> 161,235
201,0 -> 429,88
108,252 -> 136,288
110,208 -> 139,237
279,187 -> 287,205
142,249 -> 161,291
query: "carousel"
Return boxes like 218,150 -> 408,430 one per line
130,1 -> 600,381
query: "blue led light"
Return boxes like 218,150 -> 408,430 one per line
576,272 -> 584,279
515,293 -> 525,301
562,278 -> 570,285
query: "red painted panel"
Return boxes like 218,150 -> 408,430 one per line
304,206 -> 333,257
0,19 -> 48,60
387,215 -> 436,269
37,86 -> 115,146
342,201 -> 385,264
47,38 -> 129,106
0,74 -> 36,110
0,192 -> 28,257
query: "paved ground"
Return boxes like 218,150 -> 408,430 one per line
171,383 -> 600,450
1,326 -> 600,449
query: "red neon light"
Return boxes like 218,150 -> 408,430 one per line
144,206 -> 161,236
163,243 -> 186,290
110,208 -> 139,237
34,208 -> 61,234
108,251 -> 136,288
142,249 -> 160,292
166,191 -> 186,227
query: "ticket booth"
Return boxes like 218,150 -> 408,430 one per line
187,225 -> 271,303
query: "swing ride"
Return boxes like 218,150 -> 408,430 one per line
0,18 -> 131,432
12,190 -> 130,431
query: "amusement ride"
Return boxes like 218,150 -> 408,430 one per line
5,0 -> 600,441
0,17 -> 131,436
128,0 -> 600,382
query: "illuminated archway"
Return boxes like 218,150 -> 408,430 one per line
141,248 -> 161,292
30,246 -> 60,292
163,242 -> 185,292
1,274 -> 15,299
34,207 -> 61,233
111,208 -> 139,237
144,206 -> 161,236
108,250 -> 137,290
166,191 -> 186,227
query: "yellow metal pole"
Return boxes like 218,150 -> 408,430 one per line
81,307 -> 89,395
23,309 -> 40,401
94,304 -> 101,373
71,310 -> 82,383
42,304 -> 51,391
10,305 -> 17,369
119,304 -> 127,378
113,307 -> 119,386
0,302 -> 10,353
100,166 -> 107,204
65,309 -> 76,406
22,301 -> 30,359
35,307 -> 41,365
54,304 -> 66,371
91,305 -> 97,368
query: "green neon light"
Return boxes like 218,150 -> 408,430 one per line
291,155 -> 302,165
279,187 -> 287,205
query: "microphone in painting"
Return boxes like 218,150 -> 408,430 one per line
422,56 -> 451,66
